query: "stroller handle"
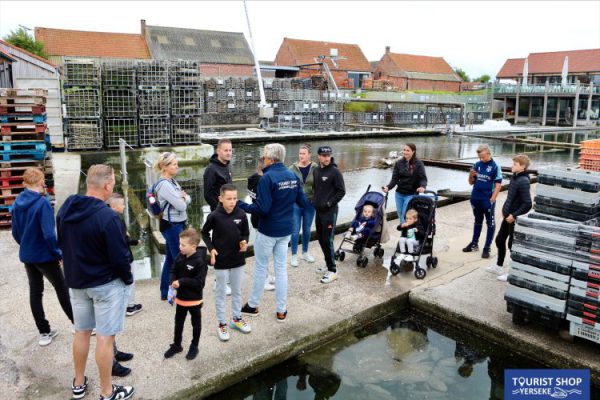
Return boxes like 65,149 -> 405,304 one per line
419,190 -> 439,200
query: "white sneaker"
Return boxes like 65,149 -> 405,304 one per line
264,281 -> 275,291
320,271 -> 338,284
497,273 -> 508,282
350,234 -> 359,241
267,275 -> 275,285
226,284 -> 232,296
217,324 -> 230,342
302,253 -> 315,263
39,329 -> 58,346
315,265 -> 328,274
290,255 -> 299,267
230,317 -> 252,334
486,264 -> 504,275
404,255 -> 414,262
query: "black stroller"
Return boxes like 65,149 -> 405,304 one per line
389,191 -> 438,279
334,185 -> 388,268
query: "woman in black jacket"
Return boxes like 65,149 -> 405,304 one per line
383,143 -> 428,223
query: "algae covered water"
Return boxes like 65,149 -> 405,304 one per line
206,312 -> 542,400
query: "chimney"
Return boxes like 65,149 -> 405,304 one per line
385,46 -> 390,55
140,19 -> 146,36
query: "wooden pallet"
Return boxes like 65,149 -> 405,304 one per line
0,151 -> 46,161
0,176 -> 24,186
0,194 -> 17,206
1,185 -> 24,196
0,104 -> 46,115
0,97 -> 46,105
1,123 -> 47,134
1,131 -> 46,142
0,113 -> 47,123
0,159 -> 45,169
0,212 -> 12,229
0,88 -> 47,97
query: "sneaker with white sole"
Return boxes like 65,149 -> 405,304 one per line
71,376 -> 88,399
217,324 -> 230,341
315,265 -> 328,274
290,255 -> 299,267
264,281 -> 275,291
39,329 -> 58,346
485,264 -> 504,275
320,271 -> 338,284
214,280 -> 232,296
302,253 -> 315,263
126,304 -> 143,316
230,317 -> 252,334
99,384 -> 135,400
497,273 -> 508,282
267,275 -> 276,285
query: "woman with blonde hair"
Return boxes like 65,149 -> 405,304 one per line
153,152 -> 191,300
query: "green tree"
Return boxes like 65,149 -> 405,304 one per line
3,27 -> 48,59
454,68 -> 470,82
473,74 -> 491,83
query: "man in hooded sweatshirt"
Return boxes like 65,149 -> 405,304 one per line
57,164 -> 134,400
312,146 -> 346,284
11,167 -> 73,347
203,138 -> 233,212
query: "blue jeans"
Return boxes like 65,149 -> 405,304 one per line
291,203 -> 316,255
248,232 -> 290,313
160,222 -> 185,298
395,192 -> 414,223
470,198 -> 496,250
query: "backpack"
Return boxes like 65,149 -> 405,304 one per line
147,179 -> 177,220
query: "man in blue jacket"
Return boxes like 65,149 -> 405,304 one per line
238,143 -> 309,323
463,144 -> 502,259
11,167 -> 73,347
57,165 -> 134,400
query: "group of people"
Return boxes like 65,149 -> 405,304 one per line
9,137 -> 532,400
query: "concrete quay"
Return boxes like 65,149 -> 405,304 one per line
2,189 -> 600,399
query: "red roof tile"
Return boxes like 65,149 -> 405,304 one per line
387,52 -> 457,75
275,38 -> 372,72
35,27 -> 151,59
496,58 -> 525,78
497,49 -> 600,78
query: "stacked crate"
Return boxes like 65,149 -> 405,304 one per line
169,61 -> 202,145
137,61 -> 170,146
580,139 -> 600,172
505,168 -> 600,340
0,88 -> 53,229
63,59 -> 103,150
102,61 -> 138,148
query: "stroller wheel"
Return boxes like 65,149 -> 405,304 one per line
375,247 -> 384,258
432,257 -> 438,268
390,261 -> 400,276
426,256 -> 432,268
339,251 -> 346,262
414,268 -> 426,280
353,243 -> 363,254
335,250 -> 340,260
361,256 -> 368,268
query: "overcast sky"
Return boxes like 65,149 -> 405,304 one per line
1,1 -> 599,79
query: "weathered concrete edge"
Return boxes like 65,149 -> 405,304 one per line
409,291 -> 600,386
168,292 -> 410,400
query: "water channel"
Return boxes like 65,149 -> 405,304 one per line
79,130 -> 599,280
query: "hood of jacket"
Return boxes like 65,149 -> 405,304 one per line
58,195 -> 108,223
209,153 -> 230,168
13,189 -> 45,211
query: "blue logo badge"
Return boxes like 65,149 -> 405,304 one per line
505,369 -> 590,399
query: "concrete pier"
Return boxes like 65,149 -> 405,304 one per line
2,189 -> 600,399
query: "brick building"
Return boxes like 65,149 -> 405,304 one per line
274,37 -> 371,88
374,47 -> 462,92
496,48 -> 600,85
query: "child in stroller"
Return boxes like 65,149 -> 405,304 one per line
344,204 -> 376,242
397,209 -> 424,262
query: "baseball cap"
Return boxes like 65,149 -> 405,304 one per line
317,146 -> 332,155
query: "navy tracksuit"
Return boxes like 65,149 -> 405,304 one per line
469,159 -> 502,250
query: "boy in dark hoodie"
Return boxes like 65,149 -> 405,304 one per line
312,145 -> 346,284
202,184 -> 251,342
488,154 -> 532,280
11,167 -> 73,347
164,228 -> 208,360
203,139 -> 233,212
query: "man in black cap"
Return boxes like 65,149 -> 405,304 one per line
312,146 -> 345,284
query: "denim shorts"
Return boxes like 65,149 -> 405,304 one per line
69,279 -> 129,336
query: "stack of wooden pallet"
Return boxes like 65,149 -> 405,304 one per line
0,88 -> 54,229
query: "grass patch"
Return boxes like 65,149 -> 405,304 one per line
344,102 -> 379,112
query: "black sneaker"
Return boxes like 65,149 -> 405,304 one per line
482,248 -> 490,258
241,303 -> 259,316
111,362 -> 131,377
71,375 -> 88,399
186,346 -> 199,360
126,304 -> 143,316
115,350 -> 133,362
164,343 -> 183,359
99,384 -> 135,400
462,243 -> 478,252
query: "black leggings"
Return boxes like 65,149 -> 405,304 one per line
174,304 -> 202,347
316,210 -> 337,272
495,219 -> 515,267
24,261 -> 74,334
